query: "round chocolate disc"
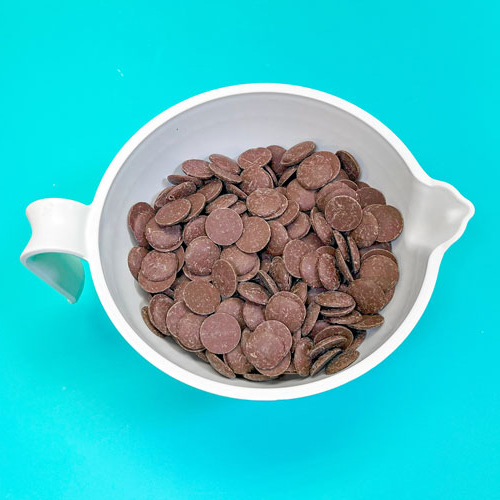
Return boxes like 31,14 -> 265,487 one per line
325,195 -> 362,231
183,280 -> 221,315
200,313 -> 241,354
205,208 -> 244,246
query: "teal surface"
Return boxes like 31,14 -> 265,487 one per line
1,1 -> 498,499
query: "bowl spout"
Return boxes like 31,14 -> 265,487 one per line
408,180 -> 474,251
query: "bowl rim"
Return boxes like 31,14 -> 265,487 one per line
86,83 -> 474,401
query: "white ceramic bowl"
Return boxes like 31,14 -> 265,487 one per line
21,84 -> 474,400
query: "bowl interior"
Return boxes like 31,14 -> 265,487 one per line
99,91 -> 429,389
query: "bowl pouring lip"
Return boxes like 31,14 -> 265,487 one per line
85,83 -> 474,401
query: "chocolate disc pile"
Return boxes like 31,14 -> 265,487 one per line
128,142 -> 403,381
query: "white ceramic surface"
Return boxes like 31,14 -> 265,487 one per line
21,84 -> 474,400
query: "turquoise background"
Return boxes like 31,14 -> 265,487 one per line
1,1 -> 498,498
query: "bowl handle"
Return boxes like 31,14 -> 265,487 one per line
20,198 -> 91,304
